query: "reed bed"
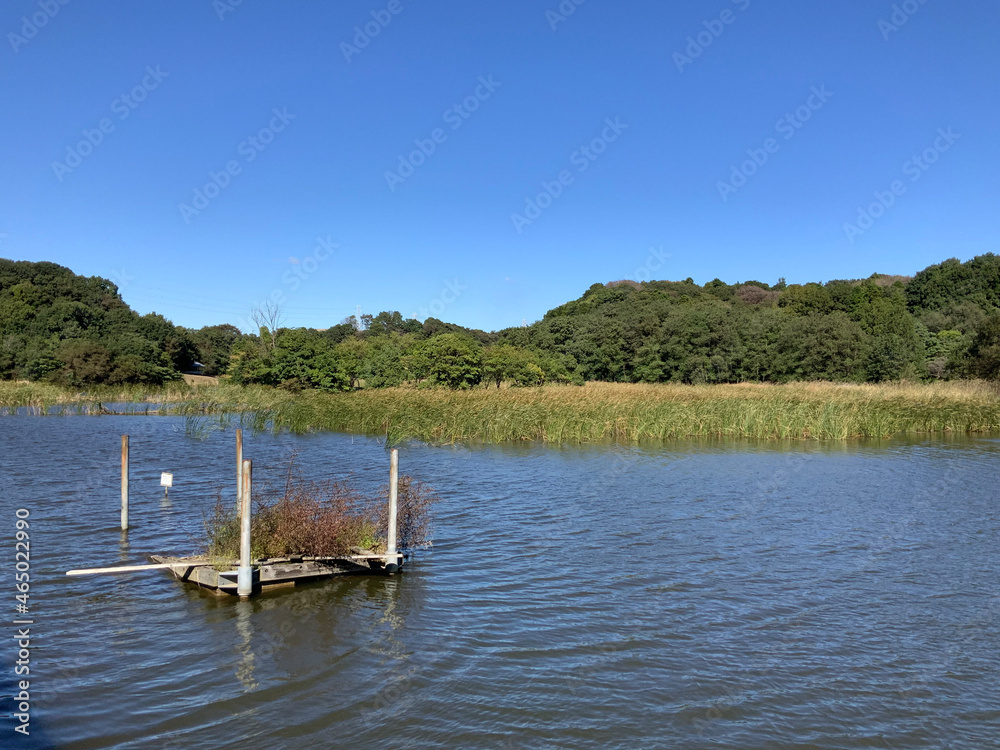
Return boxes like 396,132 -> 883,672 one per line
2,379 -> 998,444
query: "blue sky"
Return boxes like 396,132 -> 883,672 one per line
1,0 -> 997,332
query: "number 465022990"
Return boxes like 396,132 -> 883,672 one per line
15,509 -> 30,606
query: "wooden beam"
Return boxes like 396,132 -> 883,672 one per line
67,562 -> 210,576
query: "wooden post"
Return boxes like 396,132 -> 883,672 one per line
120,435 -> 129,531
235,428 -> 243,513
386,449 -> 399,572
238,459 -> 253,597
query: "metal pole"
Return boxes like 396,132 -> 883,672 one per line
236,428 -> 243,514
386,449 -> 399,573
238,459 -> 253,597
121,435 -> 129,531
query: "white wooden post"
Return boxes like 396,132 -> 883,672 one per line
120,435 -> 129,531
238,459 -> 253,597
386,449 -> 399,572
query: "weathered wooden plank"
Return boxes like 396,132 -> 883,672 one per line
140,550 -> 403,595
67,562 -> 207,576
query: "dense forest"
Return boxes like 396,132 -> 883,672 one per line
1,255 -> 998,389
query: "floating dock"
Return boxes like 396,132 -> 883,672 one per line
67,433 -> 411,599
149,549 -> 405,596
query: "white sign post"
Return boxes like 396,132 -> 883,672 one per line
160,472 -> 173,501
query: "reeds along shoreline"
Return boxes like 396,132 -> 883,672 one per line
1,379 -> 999,443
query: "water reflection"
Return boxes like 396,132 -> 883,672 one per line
118,529 -> 129,562
235,601 -> 259,692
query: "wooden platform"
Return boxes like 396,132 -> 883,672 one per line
150,550 -> 404,596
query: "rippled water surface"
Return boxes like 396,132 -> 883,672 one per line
1,415 -> 999,749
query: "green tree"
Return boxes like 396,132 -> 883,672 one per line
271,329 -> 350,391
633,344 -> 666,383
227,337 -> 274,385
423,334 -> 483,388
850,282 -> 923,381
189,324 -> 242,375
362,337 -> 405,387
906,254 -> 1000,313
967,315 -> 1000,380
772,312 -> 865,382
779,283 -> 833,316
335,338 -> 369,388
483,344 -> 545,387
54,339 -> 112,385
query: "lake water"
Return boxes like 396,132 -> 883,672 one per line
1,415 -> 998,749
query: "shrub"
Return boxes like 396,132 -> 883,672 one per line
373,476 -> 436,551
204,459 -> 437,561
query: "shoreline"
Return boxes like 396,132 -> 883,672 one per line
2,380 -> 999,444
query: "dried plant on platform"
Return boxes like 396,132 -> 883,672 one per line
375,476 -> 436,551
204,457 -> 437,561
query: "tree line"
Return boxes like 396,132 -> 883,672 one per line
1,254 -> 997,389
500,254 -> 1000,384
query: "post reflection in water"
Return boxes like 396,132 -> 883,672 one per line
118,528 -> 129,563
235,600 -> 259,692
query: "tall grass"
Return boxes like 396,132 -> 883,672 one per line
0,380 -> 201,414
2,379 -> 999,443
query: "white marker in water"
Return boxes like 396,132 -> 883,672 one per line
160,472 -> 173,500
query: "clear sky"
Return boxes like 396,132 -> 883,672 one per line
2,0 -> 997,332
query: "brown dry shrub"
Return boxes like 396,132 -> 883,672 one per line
204,457 -> 437,561
374,476 -> 436,551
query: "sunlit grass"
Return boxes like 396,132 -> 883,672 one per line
2,379 -> 999,443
